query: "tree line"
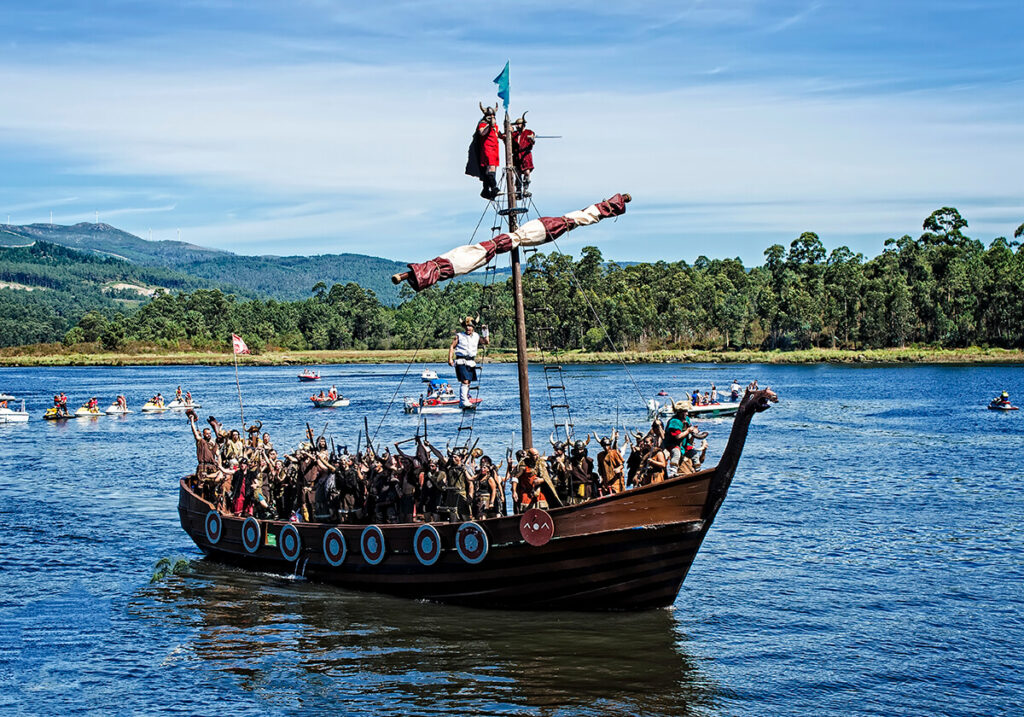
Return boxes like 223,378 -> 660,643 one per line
27,207 -> 1024,353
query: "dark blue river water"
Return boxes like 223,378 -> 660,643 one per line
1,362 -> 1022,716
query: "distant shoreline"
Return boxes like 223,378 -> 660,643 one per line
1,345 -> 1023,367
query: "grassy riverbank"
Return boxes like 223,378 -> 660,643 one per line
2,343 -> 1023,367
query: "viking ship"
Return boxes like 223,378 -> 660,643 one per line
178,107 -> 776,611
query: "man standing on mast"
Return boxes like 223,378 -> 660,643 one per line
448,316 -> 489,408
466,103 -> 501,200
510,112 -> 536,198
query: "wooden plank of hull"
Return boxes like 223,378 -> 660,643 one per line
178,468 -> 719,611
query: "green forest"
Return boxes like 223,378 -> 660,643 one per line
4,207 -> 1024,353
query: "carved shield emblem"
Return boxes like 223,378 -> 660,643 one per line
520,508 -> 554,546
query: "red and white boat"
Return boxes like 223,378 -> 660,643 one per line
404,380 -> 481,414
298,369 -> 321,382
311,394 -> 349,408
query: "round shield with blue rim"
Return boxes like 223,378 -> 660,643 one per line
413,524 -> 442,566
279,523 -> 302,562
519,508 -> 555,547
455,521 -> 488,564
241,516 -> 261,553
323,527 -> 348,567
204,510 -> 222,544
361,525 -> 386,565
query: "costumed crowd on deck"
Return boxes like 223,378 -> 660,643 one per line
185,388 -> 747,525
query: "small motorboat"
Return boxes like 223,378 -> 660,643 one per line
420,369 -> 438,382
298,369 -> 321,382
404,395 -> 481,415
105,403 -> 134,415
167,400 -> 202,410
404,379 -> 481,414
310,395 -> 350,408
141,401 -> 170,413
657,390 -> 669,396
988,400 -> 1019,411
43,407 -> 74,421
0,399 -> 29,423
75,405 -> 103,418
0,392 -> 16,401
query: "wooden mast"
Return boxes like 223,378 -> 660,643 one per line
502,112 -> 533,449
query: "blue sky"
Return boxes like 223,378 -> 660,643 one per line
1,0 -> 1023,265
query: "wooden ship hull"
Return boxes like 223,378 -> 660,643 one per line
180,472 -> 712,610
178,389 -> 773,611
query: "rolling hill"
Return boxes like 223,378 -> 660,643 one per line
0,222 -> 408,303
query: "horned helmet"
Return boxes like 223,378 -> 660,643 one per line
513,111 -> 528,127
479,101 -> 498,118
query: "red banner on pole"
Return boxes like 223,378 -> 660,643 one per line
231,334 -> 250,355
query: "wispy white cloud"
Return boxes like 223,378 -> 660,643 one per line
1,1 -> 1022,264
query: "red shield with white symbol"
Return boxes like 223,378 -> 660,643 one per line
519,508 -> 554,546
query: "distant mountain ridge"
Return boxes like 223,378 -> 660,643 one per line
0,222 -> 228,264
0,222 -> 407,302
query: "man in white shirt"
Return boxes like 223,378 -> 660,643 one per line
448,316 -> 489,407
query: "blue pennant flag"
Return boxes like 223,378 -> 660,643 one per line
493,61 -> 510,114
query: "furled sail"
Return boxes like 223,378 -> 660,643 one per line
395,194 -> 631,291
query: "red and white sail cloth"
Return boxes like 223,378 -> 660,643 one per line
401,193 -> 630,291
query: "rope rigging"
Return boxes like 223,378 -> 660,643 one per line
525,194 -> 648,410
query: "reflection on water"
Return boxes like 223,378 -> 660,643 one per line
130,560 -> 716,716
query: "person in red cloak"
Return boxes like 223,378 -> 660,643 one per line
465,102 -> 500,199
511,112 -> 536,198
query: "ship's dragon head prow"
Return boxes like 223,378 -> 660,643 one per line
742,386 -> 779,413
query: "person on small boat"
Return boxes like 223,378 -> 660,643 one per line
328,385 -> 338,400
992,390 -> 1011,407
730,380 -> 741,401
175,386 -> 183,403
596,431 -> 625,496
710,384 -> 718,403
449,316 -> 489,408
51,393 -> 71,417
467,102 -> 501,199
316,389 -> 327,400
116,395 -> 127,411
185,390 -> 193,405
85,397 -> 99,411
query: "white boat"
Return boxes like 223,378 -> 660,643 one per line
403,384 -> 481,414
167,400 -> 202,410
420,369 -> 438,382
105,404 -> 134,415
647,398 -> 740,420
0,392 -> 16,401
310,396 -> 350,408
141,401 -> 170,413
0,399 -> 29,423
